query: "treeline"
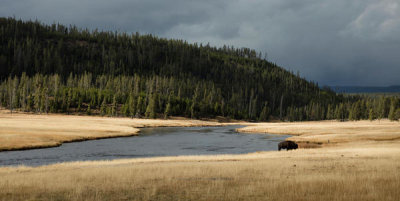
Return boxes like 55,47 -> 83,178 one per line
286,95 -> 400,121
2,73 -> 399,121
0,73 -> 332,120
0,17 -> 399,121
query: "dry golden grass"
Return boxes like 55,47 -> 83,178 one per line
0,141 -> 399,201
1,111 -> 400,200
237,120 -> 400,147
0,109 -> 221,151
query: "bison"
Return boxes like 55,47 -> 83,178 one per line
278,140 -> 298,151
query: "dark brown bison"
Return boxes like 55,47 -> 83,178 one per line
278,140 -> 298,151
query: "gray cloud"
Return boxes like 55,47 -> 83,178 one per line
1,0 -> 399,86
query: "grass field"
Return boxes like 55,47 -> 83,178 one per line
1,111 -> 400,200
1,141 -> 399,201
237,120 -> 400,148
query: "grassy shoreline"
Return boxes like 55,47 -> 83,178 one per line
1,110 -> 400,200
1,109 -> 399,152
1,141 -> 399,201
237,120 -> 400,148
0,109 -> 223,151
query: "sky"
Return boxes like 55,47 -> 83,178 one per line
1,0 -> 400,86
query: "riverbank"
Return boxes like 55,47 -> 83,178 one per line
3,109 -> 398,151
237,120 -> 400,148
0,140 -> 399,201
0,109 -> 222,151
1,111 -> 400,200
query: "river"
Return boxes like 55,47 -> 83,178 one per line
0,125 -> 290,166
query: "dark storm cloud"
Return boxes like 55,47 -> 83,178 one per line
1,0 -> 399,86
0,0 -> 225,34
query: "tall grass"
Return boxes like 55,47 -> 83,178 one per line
1,144 -> 399,201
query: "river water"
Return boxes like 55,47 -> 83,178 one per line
0,125 -> 290,166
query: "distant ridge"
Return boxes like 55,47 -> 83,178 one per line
330,86 -> 400,93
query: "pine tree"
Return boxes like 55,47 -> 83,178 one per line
336,103 -> 346,121
43,87 -> 49,114
190,100 -> 197,119
368,108 -> 375,121
279,94 -> 284,120
136,96 -> 143,117
334,105 -> 340,121
34,86 -> 41,113
164,96 -> 172,119
111,95 -> 117,116
388,98 -> 399,121
354,101 -> 362,120
377,96 -> 386,120
145,94 -> 157,119
349,102 -> 361,121
66,89 -> 72,114
128,93 -> 136,117
326,105 -> 331,120
86,104 -> 91,115
100,97 -> 107,116
189,86 -> 200,119
394,108 -> 400,121
120,104 -> 127,117
7,77 -> 19,114
77,97 -> 82,112
145,94 -> 156,119
259,102 -> 269,121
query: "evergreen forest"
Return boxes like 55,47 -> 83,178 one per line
1,17 -> 399,121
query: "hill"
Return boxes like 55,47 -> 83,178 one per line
1,17 -> 399,121
330,86 -> 400,94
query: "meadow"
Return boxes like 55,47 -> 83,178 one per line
0,141 -> 399,201
0,111 -> 399,200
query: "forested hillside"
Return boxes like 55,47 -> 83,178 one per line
0,17 -> 399,121
330,86 -> 400,93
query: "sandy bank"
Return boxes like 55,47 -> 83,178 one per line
0,110 -> 221,151
237,120 -> 400,147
